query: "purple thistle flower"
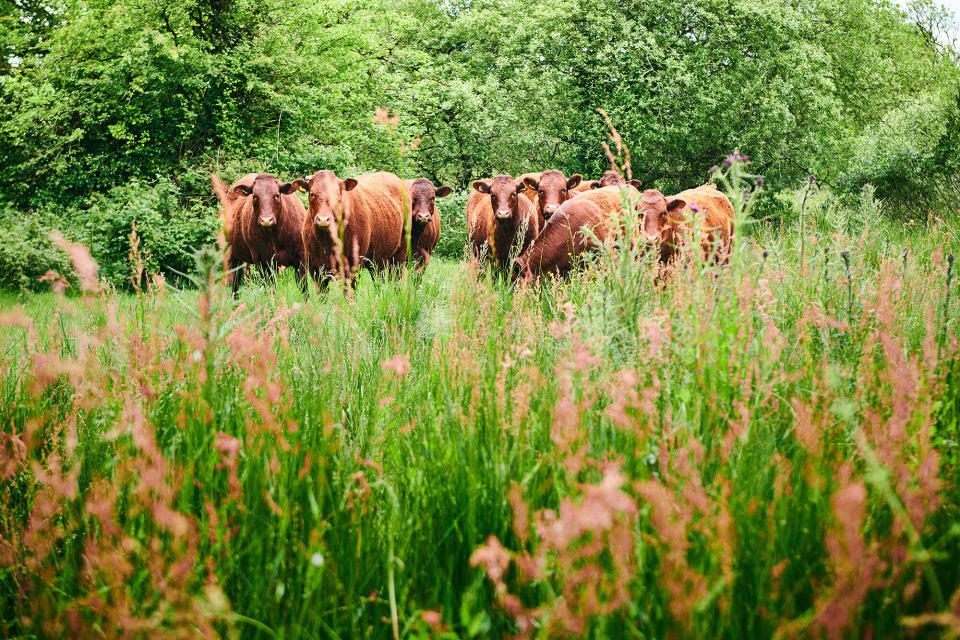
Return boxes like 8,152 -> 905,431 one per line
808,174 -> 816,182
689,203 -> 699,212
756,177 -> 764,187
723,156 -> 733,168
710,164 -> 719,173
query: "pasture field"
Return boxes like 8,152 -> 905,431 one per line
2,183 -> 960,639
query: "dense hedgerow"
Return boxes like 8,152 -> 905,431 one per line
1,161 -> 959,638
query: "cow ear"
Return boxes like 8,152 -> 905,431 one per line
279,182 -> 296,195
472,180 -> 490,194
292,178 -> 310,192
666,198 -> 686,213
343,178 -> 359,191
435,185 -> 452,198
522,176 -> 539,191
233,184 -> 252,196
629,179 -> 643,189
589,181 -> 601,189
566,174 -> 582,189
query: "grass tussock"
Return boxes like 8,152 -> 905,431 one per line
1,163 -> 960,639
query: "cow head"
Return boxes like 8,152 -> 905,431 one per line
293,169 -> 358,232
409,178 -> 452,228
638,189 -> 685,242
522,170 -> 581,220
589,171 -> 642,190
473,175 -> 526,223
233,174 -> 296,228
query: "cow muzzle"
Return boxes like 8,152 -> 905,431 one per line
314,215 -> 331,229
414,213 -> 431,224
495,209 -> 512,220
259,216 -> 276,228
544,204 -> 559,217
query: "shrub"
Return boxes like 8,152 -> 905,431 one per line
0,209 -> 75,291
841,87 -> 960,217
72,177 -> 219,289
433,189 -> 470,260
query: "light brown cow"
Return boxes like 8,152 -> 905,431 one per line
638,184 -> 735,263
516,184 -> 641,277
468,174 -> 539,269
520,169 -> 583,229
292,170 -> 406,282
392,177 -> 451,268
211,173 -> 306,295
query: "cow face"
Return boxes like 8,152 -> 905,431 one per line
294,170 -> 358,232
523,170 -> 581,220
638,189 -> 685,242
473,175 -> 526,223
234,175 -> 296,228
409,178 -> 452,228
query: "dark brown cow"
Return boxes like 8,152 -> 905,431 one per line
392,178 -> 451,268
211,173 -> 306,295
469,175 -> 539,269
292,170 -> 406,282
638,185 -> 735,263
516,184 -> 640,278
520,169 -> 582,228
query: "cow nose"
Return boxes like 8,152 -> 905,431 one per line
415,213 -> 431,223
315,215 -> 331,228
496,208 -> 512,219
544,204 -> 558,216
259,216 -> 276,227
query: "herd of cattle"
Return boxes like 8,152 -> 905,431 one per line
210,168 -> 734,292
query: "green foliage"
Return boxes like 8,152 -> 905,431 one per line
0,210 -> 75,291
71,177 -> 219,288
842,85 -> 960,216
432,189 -> 470,260
3,0 -> 959,218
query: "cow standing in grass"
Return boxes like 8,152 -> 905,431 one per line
638,184 -> 735,264
392,178 -> 451,268
211,173 -> 306,295
467,175 -> 539,269
293,170 -> 406,283
516,184 -> 640,277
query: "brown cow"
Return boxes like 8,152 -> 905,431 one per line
392,177 -> 451,268
292,170 -> 406,282
520,169 -> 583,229
210,173 -> 306,295
638,184 -> 734,263
584,170 -> 642,190
468,175 -> 539,269
516,184 -> 641,278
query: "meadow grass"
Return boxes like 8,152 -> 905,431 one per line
1,180 -> 960,639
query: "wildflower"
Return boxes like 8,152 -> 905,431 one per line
756,177 -> 764,186
808,174 -> 817,182
311,553 -> 325,567
420,610 -> 446,632
381,353 -> 410,376
710,165 -> 719,173
192,350 -> 203,362
49,230 -> 100,293
689,203 -> 700,212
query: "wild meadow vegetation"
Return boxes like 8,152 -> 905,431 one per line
3,0 -> 960,638
2,162 -> 960,637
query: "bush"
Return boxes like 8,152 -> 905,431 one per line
0,210 -> 75,291
841,87 -> 960,217
72,177 -> 220,289
434,189 -> 470,260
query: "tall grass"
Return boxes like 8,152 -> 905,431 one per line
1,164 -> 959,639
